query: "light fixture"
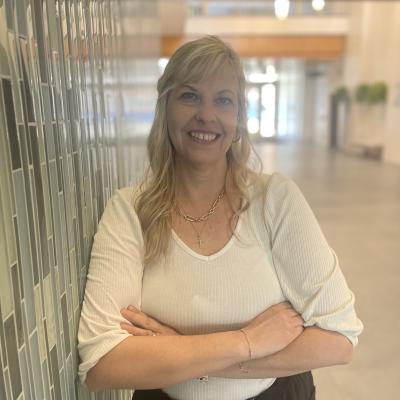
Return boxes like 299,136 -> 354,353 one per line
248,65 -> 278,84
312,0 -> 325,12
274,0 -> 290,20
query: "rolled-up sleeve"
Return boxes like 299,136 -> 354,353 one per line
266,173 -> 363,345
78,188 -> 144,384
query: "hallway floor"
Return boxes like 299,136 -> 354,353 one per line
256,141 -> 400,399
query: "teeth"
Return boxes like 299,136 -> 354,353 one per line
190,131 -> 217,141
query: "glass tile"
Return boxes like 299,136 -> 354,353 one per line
49,346 -> 61,400
69,250 -> 78,312
42,319 -> 51,382
41,360 -> 51,400
18,157 -> 39,291
33,287 -> 45,364
57,198 -> 65,294
13,170 -> 36,333
44,121 -> 56,161
27,169 -> 39,288
18,347 -> 32,400
0,204 -> 13,316
13,218 -> 23,301
1,79 -> 21,170
50,270 -> 63,365
48,237 -> 55,272
32,0 -> 48,83
29,332 -> 44,400
59,365 -> 66,399
45,0 -> 59,53
4,314 -> 22,399
5,0 -> 14,29
4,368 -> 12,400
11,264 -> 24,348
19,124 -> 32,166
49,162 -> 63,277
60,294 -> 70,356
0,302 -> 7,369
59,196 -> 70,285
18,38 -> 35,123
20,301 -> 34,396
16,1 -> 28,37
29,131 -> 49,282
42,276 -> 56,348
53,124 -> 63,192
66,355 -> 74,400
41,164 -> 52,239
0,349 -> 6,400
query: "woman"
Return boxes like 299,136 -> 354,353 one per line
78,36 -> 363,400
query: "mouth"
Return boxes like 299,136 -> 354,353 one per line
188,130 -> 221,143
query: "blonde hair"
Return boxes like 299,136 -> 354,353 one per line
135,36 -> 262,265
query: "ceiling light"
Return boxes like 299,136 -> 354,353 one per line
312,0 -> 325,12
274,0 -> 290,20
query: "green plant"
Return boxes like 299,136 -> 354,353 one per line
334,86 -> 350,102
367,82 -> 388,104
354,84 -> 369,103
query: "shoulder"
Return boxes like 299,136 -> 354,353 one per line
100,185 -> 143,229
248,172 -> 298,202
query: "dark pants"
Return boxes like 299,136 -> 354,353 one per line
132,371 -> 315,400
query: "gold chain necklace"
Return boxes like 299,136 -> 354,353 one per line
177,190 -> 225,223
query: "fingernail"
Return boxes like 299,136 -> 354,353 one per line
120,308 -> 126,314
128,305 -> 135,311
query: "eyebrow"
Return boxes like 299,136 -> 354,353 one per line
180,84 -> 235,96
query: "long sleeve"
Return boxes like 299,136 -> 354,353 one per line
77,187 -> 144,384
264,173 -> 363,345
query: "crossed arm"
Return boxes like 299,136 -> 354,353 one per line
85,303 -> 353,391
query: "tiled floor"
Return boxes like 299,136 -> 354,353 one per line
256,141 -> 400,400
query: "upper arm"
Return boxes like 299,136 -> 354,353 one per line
265,174 -> 363,345
77,188 -> 144,384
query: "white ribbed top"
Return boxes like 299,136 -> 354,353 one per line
78,173 -> 363,400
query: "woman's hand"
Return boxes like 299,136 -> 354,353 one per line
242,302 -> 304,359
120,306 -> 180,336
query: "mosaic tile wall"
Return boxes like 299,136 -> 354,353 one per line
0,0 -> 147,399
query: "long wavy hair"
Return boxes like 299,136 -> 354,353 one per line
135,36 -> 262,265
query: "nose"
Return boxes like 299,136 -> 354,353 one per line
195,101 -> 216,123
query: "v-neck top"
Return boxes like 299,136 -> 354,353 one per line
171,215 -> 242,261
78,172 -> 363,400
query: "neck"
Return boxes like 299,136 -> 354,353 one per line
175,158 -> 229,210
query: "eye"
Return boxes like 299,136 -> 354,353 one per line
216,96 -> 233,106
180,91 -> 199,102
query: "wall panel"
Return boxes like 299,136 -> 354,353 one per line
0,0 -> 146,398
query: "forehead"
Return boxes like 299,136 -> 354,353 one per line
177,63 -> 239,93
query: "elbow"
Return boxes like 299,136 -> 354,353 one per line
338,338 -> 354,365
85,367 -> 104,392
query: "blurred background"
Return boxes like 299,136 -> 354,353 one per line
0,1 -> 399,399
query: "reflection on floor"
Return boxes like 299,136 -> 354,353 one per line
256,141 -> 400,400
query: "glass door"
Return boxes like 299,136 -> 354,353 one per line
246,83 -> 277,138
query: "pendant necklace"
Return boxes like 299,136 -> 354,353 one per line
177,189 -> 225,248
188,220 -> 208,248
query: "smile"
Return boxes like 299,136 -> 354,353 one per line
189,131 -> 220,142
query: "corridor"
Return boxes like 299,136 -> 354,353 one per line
256,141 -> 400,399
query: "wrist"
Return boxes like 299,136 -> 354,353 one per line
232,329 -> 252,362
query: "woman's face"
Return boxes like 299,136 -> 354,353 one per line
166,63 -> 239,170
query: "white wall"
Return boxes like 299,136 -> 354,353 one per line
185,15 -> 348,36
342,2 -> 400,165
